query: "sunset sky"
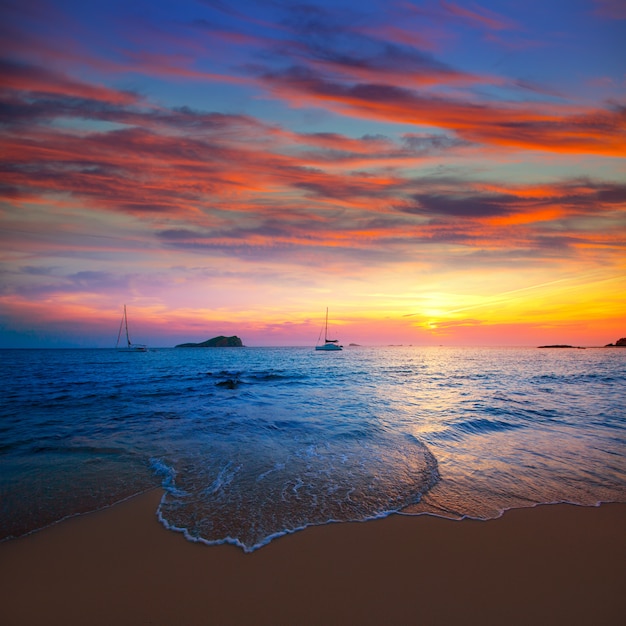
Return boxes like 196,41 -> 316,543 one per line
1,0 -> 625,347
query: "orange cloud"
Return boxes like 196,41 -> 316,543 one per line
261,69 -> 625,157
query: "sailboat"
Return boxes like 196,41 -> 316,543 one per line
315,308 -> 342,351
116,305 -> 148,352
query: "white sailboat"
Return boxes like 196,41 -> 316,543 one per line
116,305 -> 147,352
315,308 -> 342,351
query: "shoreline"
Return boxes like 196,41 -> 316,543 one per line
1,491 -> 624,625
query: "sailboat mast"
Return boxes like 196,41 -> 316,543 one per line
124,305 -> 131,348
324,307 -> 329,342
116,311 -> 124,348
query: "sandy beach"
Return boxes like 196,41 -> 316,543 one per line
0,491 -> 624,626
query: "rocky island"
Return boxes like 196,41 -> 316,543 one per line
605,337 -> 626,347
175,336 -> 244,348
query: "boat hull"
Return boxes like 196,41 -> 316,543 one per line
315,344 -> 342,351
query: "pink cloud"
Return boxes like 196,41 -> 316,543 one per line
440,1 -> 518,31
593,0 -> 626,19
0,60 -> 139,105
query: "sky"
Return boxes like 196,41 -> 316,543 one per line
1,0 -> 625,348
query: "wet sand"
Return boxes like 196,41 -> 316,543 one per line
0,490 -> 624,625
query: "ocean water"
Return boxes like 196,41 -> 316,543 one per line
1,346 -> 624,551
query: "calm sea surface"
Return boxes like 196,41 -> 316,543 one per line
1,346 -> 624,551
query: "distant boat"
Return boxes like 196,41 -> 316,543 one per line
315,308 -> 342,351
116,305 -> 147,352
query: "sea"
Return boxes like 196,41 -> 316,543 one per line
1,346 -> 624,551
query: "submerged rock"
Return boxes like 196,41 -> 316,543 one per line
215,378 -> 239,389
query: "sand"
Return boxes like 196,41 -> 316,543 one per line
0,490 -> 624,626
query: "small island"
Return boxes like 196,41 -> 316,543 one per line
175,335 -> 244,348
538,344 -> 584,349
537,337 -> 625,349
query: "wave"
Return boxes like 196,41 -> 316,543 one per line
455,417 -> 524,436
152,434 -> 440,552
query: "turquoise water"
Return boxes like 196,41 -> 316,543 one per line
1,346 -> 624,550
